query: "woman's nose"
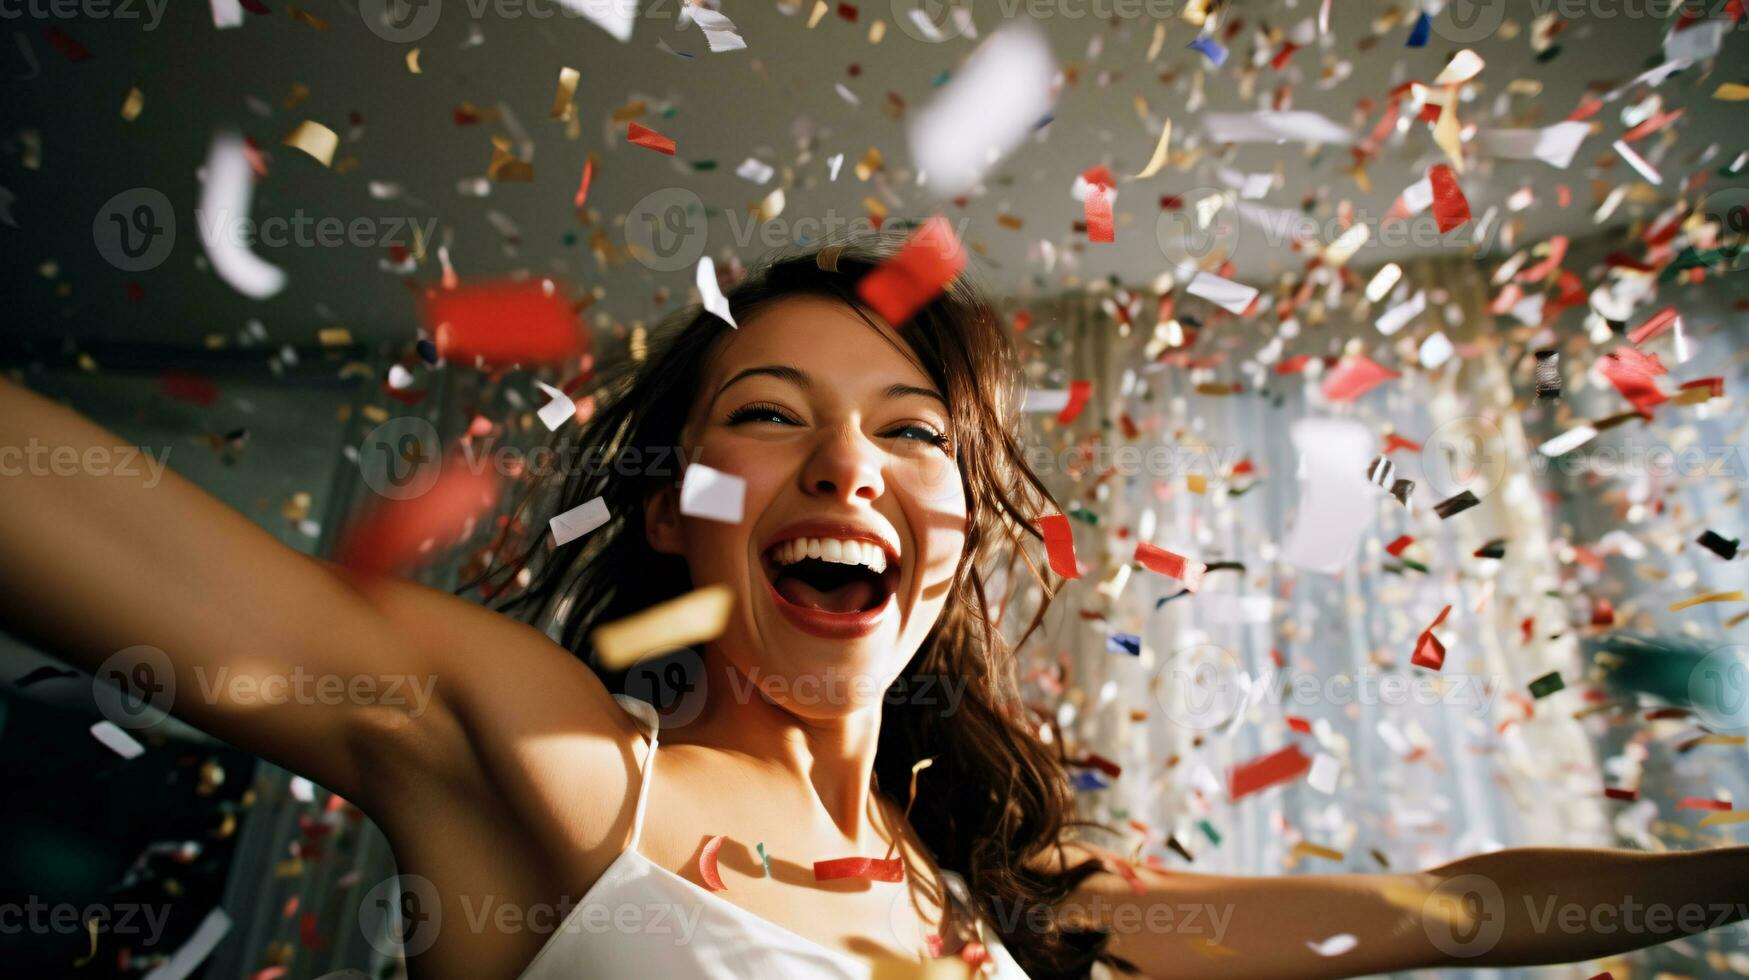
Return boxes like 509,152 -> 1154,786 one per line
800,428 -> 885,503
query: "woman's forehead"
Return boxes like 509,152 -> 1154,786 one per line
702,294 -> 935,392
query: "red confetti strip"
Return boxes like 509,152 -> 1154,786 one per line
813,857 -> 904,882
1382,433 -> 1422,453
1680,377 -> 1724,398
1228,744 -> 1312,801
1597,347 -> 1669,419
335,461 -> 503,576
160,371 -> 219,407
699,834 -> 727,891
1627,306 -> 1678,345
1519,235 -> 1567,283
1385,535 -> 1415,557
1411,604 -> 1453,671
1057,379 -> 1093,424
854,216 -> 965,326
43,26 -> 91,63
1038,514 -> 1080,579
1275,354 -> 1314,375
1084,184 -> 1115,243
1133,541 -> 1206,592
573,157 -> 594,208
626,122 -> 676,155
422,279 -> 585,366
1677,797 -> 1732,811
1428,164 -> 1471,233
1322,355 -> 1401,402
1603,787 -> 1639,802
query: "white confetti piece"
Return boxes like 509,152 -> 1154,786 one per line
1612,139 -> 1662,185
1375,290 -> 1425,336
736,157 -> 774,184
209,0 -> 242,29
907,22 -> 1054,196
1432,49 -> 1484,86
1307,933 -> 1358,957
198,132 -> 286,299
1418,331 -> 1455,370
1186,270 -> 1258,315
90,720 -> 144,759
1539,425 -> 1598,457
556,0 -> 635,42
680,463 -> 746,523
1476,122 -> 1590,169
697,256 -> 737,329
550,496 -> 610,546
1280,418 -> 1375,573
1203,110 -> 1352,145
535,381 -> 576,431
1308,752 -> 1340,794
1021,388 -> 1071,413
827,153 -> 844,180
1364,264 -> 1402,303
690,6 -> 747,51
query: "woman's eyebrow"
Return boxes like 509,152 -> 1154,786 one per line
884,382 -> 946,406
713,364 -> 809,402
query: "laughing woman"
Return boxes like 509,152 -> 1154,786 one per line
1,237 -> 1745,980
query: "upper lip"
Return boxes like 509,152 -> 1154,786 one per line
761,519 -> 901,568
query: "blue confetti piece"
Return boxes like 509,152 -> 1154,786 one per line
1032,113 -> 1054,131
931,69 -> 951,88
1106,632 -> 1142,656
1407,11 -> 1431,47
1071,770 -> 1111,792
1188,35 -> 1227,67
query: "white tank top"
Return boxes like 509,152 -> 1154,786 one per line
515,695 -> 1033,979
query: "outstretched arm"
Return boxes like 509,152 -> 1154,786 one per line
1056,843 -> 1749,978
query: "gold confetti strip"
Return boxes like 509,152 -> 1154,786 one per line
551,67 -> 580,120
756,187 -> 785,222
1691,735 -> 1747,747
1291,841 -> 1345,862
286,4 -> 329,28
1698,809 -> 1749,828
1187,474 -> 1207,495
610,100 -> 647,124
1726,609 -> 1749,629
807,0 -> 828,27
120,86 -> 143,121
854,147 -> 882,181
590,585 -> 733,670
282,120 -> 339,167
996,213 -> 1024,230
862,196 -> 887,220
1669,590 -> 1746,612
1146,21 -> 1166,61
1133,117 -> 1173,179
867,19 -> 885,43
488,134 -> 534,182
406,48 -> 421,74
1714,83 -> 1749,101
317,326 -> 353,347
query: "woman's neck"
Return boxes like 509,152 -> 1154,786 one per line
672,655 -> 892,844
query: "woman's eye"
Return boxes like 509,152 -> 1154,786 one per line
726,404 -> 798,426
884,424 -> 952,449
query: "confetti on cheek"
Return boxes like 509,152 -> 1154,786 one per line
1307,933 -> 1359,957
679,463 -> 747,523
700,834 -> 728,891
627,121 -> 676,155
855,216 -> 965,326
1037,514 -> 1080,579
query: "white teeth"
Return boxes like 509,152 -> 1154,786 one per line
769,536 -> 889,575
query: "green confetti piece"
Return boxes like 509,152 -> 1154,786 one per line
1198,820 -> 1221,846
1529,671 -> 1565,699
1069,505 -> 1099,526
1401,558 -> 1429,574
691,160 -> 717,171
755,842 -> 771,878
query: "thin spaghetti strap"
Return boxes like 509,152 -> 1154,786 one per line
611,694 -> 661,853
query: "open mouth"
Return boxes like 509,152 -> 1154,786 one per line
761,536 -> 900,617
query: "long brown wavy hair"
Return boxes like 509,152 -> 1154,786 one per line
467,235 -> 1115,978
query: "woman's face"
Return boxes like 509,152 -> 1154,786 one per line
650,294 -> 969,720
